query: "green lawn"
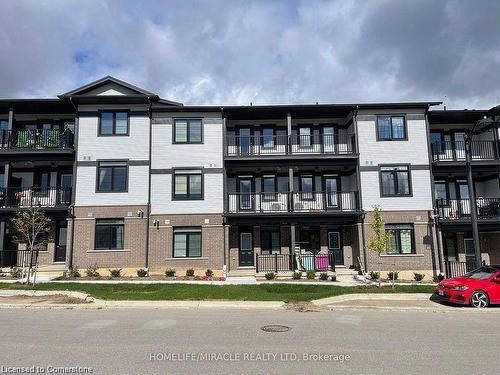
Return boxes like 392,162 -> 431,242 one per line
0,282 -> 436,302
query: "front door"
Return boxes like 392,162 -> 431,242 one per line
322,126 -> 336,153
328,231 -> 343,265
54,222 -> 67,262
239,232 -> 254,266
453,132 -> 466,160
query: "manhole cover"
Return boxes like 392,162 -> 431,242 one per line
261,325 -> 290,332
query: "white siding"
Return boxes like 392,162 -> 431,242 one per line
150,173 -> 223,214
75,104 -> 150,206
357,108 -> 433,211
151,115 -> 223,169
75,165 -> 149,206
360,170 -> 433,210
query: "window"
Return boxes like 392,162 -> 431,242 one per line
262,175 -> 277,200
299,127 -> 312,147
380,165 -> 411,196
173,169 -> 203,200
174,119 -> 202,143
430,132 -> 444,153
97,161 -> 128,192
377,116 -> 406,140
99,111 -> 128,135
95,219 -> 124,250
386,224 -> 415,254
262,128 -> 274,148
261,229 -> 280,255
300,175 -> 314,200
173,227 -> 202,257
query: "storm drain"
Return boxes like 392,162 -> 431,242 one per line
261,325 -> 290,332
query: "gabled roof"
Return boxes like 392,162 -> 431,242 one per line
59,75 -> 157,97
58,75 -> 183,106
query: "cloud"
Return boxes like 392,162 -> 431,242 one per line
0,0 -> 499,109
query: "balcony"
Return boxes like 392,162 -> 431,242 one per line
226,134 -> 356,158
431,140 -> 500,163
0,187 -> 72,209
0,129 -> 74,151
226,191 -> 360,214
436,198 -> 500,220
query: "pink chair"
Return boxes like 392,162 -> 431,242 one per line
315,254 -> 329,271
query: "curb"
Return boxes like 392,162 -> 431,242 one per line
0,290 -> 284,310
312,293 -> 432,306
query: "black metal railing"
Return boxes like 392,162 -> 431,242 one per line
226,133 -> 355,156
436,198 -> 500,219
444,259 -> 485,278
0,187 -> 72,208
256,253 -> 337,273
0,129 -> 74,150
226,191 -> 359,213
431,140 -> 499,162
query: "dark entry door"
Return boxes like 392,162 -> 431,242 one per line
324,176 -> 340,209
238,128 -> 252,155
59,173 -> 72,205
239,231 -> 254,266
54,221 -> 67,262
238,177 -> 254,211
328,231 -> 343,265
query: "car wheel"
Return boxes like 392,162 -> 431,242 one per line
470,291 -> 489,308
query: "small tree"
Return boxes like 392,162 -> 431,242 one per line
367,206 -> 391,287
10,206 -> 51,285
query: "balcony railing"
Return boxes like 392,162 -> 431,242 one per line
226,134 -> 355,157
436,198 -> 500,220
0,187 -> 72,208
431,140 -> 499,162
226,191 -> 359,213
0,129 -> 74,150
256,253 -> 337,273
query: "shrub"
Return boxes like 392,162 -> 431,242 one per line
387,271 -> 399,281
10,267 -> 21,278
292,271 -> 302,280
369,271 -> 380,280
306,270 -> 316,279
109,269 -> 122,278
86,264 -> 100,277
136,269 -> 147,277
68,266 -> 81,278
165,269 -> 176,277
414,272 -> 425,282
205,269 -> 213,277
433,274 -> 445,282
319,272 -> 328,281
186,268 -> 195,277
265,272 -> 275,280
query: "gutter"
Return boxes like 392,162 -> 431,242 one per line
145,96 -> 153,274
67,96 -> 78,270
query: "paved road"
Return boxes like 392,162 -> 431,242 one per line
0,307 -> 498,375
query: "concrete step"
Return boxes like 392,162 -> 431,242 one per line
228,268 -> 256,277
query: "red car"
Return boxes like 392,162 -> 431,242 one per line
436,265 -> 500,308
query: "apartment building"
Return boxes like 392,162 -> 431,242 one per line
0,76 -> 498,279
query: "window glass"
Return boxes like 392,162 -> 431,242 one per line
189,120 -> 202,142
299,127 -> 311,147
173,228 -> 202,257
435,182 -> 447,202
391,117 -> 405,139
262,128 -> 274,148
173,171 -> 203,199
175,121 -> 188,142
377,116 -> 391,139
100,112 -> 114,135
261,230 -> 280,254
95,219 -> 124,250
115,112 -> 128,135
380,166 -> 410,196
386,224 -> 414,254
97,162 -> 127,192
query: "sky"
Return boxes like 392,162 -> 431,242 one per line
0,0 -> 499,109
